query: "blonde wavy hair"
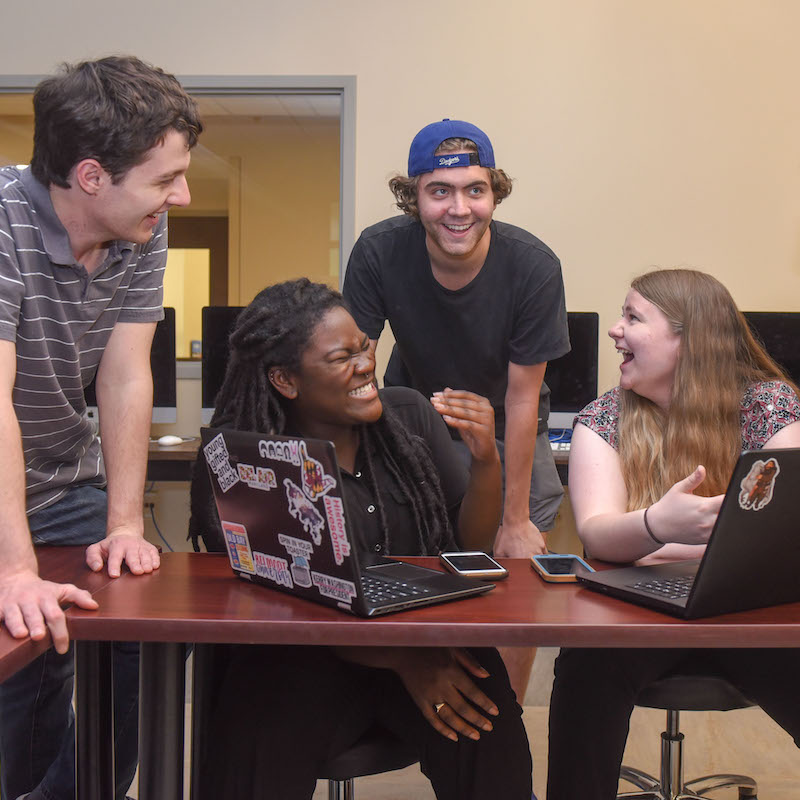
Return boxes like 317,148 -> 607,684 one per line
619,269 -> 795,510
389,137 -> 513,218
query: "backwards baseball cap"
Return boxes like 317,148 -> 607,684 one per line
407,119 -> 495,177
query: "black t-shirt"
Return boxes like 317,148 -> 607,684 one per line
341,386 -> 466,555
343,216 -> 570,438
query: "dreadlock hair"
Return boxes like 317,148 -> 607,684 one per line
189,278 -> 455,555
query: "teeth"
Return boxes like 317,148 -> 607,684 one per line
349,384 -> 374,397
445,224 -> 471,231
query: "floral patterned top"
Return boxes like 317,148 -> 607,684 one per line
575,381 -> 800,451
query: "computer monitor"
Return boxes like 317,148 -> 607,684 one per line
84,307 -> 177,424
545,311 -> 599,429
201,306 -> 244,425
743,312 -> 800,387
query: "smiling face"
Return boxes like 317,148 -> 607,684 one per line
92,128 -> 192,244
280,306 -> 383,440
609,289 -> 682,410
416,163 -> 495,268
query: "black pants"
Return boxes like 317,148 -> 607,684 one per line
198,644 -> 532,799
546,647 -> 800,800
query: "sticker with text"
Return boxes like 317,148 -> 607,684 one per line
258,438 -> 301,466
203,433 -> 239,493
300,441 -> 337,500
278,533 -> 314,588
236,462 -> 277,491
284,478 -> 325,544
278,533 -> 314,589
221,520 -> 255,573
253,551 -> 293,588
323,495 -> 351,566
312,571 -> 357,605
739,457 -> 780,511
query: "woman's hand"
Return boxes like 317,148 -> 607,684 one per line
430,389 -> 498,464
391,647 -> 499,741
647,466 -> 724,546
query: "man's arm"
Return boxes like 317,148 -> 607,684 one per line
493,361 -> 547,557
86,321 -> 160,577
0,340 -> 97,652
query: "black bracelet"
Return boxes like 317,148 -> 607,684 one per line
643,505 -> 664,546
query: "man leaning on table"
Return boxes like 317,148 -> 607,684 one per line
0,56 -> 201,800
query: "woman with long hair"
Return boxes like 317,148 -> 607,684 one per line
546,269 -> 800,799
189,278 -> 533,799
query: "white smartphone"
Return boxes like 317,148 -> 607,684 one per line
531,553 -> 595,583
439,551 -> 509,581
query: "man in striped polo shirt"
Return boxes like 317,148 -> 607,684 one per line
0,57 -> 201,800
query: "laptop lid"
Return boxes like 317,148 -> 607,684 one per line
200,427 -> 492,616
578,448 -> 800,618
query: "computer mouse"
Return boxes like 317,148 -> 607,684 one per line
157,434 -> 183,446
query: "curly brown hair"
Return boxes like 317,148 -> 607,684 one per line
389,137 -> 513,218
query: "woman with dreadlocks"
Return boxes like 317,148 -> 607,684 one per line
189,279 -> 533,799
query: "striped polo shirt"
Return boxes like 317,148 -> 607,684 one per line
0,166 -> 166,515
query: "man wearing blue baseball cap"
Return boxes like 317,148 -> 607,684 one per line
343,119 -> 569,697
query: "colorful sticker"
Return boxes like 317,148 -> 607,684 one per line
236,462 -> 277,491
312,571 -> 357,604
221,520 -> 255,573
299,441 -> 337,500
739,457 -> 781,511
253,551 -> 293,588
323,495 -> 351,566
284,478 -> 325,544
278,533 -> 314,588
203,433 -> 239,493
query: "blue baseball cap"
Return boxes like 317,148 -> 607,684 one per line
407,119 -> 495,177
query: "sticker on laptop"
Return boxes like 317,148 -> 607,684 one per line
738,457 -> 780,511
299,441 -> 337,500
323,495 -> 351,565
236,462 -> 277,491
253,551 -> 293,588
221,520 -> 255,573
311,571 -> 357,604
203,433 -> 239,493
278,533 -> 314,588
284,478 -> 325,544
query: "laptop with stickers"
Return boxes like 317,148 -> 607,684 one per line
577,448 -> 800,618
200,427 -> 494,616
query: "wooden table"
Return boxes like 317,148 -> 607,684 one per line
25,548 -> 800,800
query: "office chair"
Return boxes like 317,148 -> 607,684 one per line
617,672 -> 758,799
320,726 -> 419,800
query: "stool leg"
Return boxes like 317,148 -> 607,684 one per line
328,777 -> 356,800
660,710 -> 685,798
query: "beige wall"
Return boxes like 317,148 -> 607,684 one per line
194,117 -> 341,302
1,0 -> 799,393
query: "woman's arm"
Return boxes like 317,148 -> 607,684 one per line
569,423 -> 722,563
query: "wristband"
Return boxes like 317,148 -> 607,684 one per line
643,505 -> 664,546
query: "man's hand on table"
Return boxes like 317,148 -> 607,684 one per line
85,527 -> 161,578
0,569 -> 98,654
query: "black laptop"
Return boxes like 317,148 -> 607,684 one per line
200,427 -> 494,616
577,448 -> 800,618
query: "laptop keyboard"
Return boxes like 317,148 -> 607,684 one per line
628,575 -> 695,600
361,573 -> 437,604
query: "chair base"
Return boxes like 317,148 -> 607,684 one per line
618,710 -> 757,800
